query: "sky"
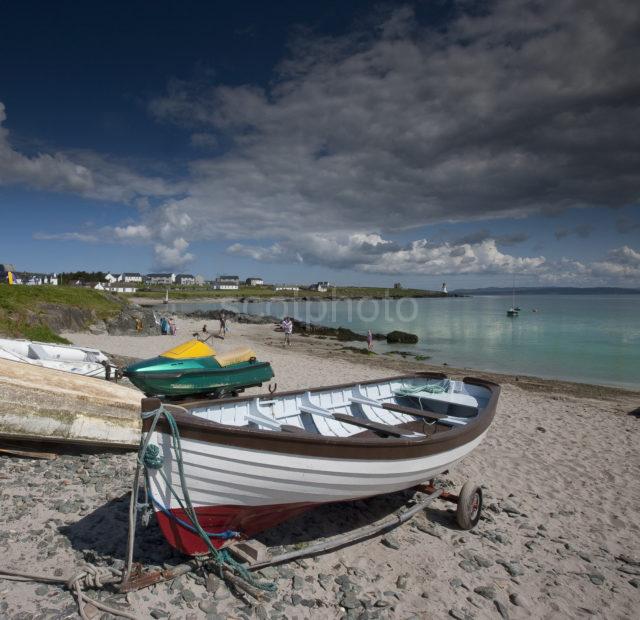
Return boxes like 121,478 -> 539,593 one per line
0,0 -> 639,289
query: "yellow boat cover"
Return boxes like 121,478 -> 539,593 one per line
161,339 -> 216,359
215,347 -> 256,367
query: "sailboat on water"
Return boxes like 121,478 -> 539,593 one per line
506,277 -> 519,317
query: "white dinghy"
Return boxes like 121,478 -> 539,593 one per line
138,372 -> 499,556
0,337 -> 111,378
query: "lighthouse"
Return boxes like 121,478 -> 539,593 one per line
441,282 -> 448,294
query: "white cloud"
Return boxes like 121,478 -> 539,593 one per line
229,234 -> 546,276
113,224 -> 152,240
153,237 -> 194,269
0,102 -> 178,204
591,246 -> 640,278
229,234 -> 640,285
32,231 -> 99,242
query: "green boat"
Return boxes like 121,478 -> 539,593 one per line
124,340 -> 274,398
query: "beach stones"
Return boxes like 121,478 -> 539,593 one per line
587,573 -> 605,585
381,533 -> 400,550
497,560 -> 524,577
473,585 -> 496,600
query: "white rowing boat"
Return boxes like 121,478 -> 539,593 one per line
139,372 -> 499,555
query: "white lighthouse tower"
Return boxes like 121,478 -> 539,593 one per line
441,282 -> 448,294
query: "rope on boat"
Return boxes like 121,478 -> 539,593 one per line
396,379 -> 450,396
137,405 -> 277,593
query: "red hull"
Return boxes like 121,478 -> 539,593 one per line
156,502 -> 315,555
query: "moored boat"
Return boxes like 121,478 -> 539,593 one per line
124,339 -> 274,397
0,337 -> 111,378
138,373 -> 499,555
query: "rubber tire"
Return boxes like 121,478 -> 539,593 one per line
456,481 -> 483,530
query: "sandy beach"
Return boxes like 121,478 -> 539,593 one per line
1,316 -> 639,619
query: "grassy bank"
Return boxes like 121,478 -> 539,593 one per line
0,285 -> 123,343
129,286 -> 447,301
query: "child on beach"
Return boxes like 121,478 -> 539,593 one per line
367,329 -> 373,351
218,313 -> 226,339
281,317 -> 293,347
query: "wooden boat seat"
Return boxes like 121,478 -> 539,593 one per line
331,413 -> 406,438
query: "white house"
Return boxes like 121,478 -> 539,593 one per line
13,272 -> 58,286
118,272 -> 142,283
146,273 -> 175,285
96,282 -> 138,293
105,273 -> 119,283
195,275 -> 206,286
212,282 -> 239,290
309,281 -> 329,292
245,277 -> 264,286
274,285 -> 300,292
176,274 -> 196,286
217,275 -> 240,285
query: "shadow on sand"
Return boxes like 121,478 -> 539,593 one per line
628,407 -> 640,419
60,488 -> 456,566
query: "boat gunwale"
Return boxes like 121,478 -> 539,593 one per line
141,373 -> 500,461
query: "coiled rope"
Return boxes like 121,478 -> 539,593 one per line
0,564 -> 135,620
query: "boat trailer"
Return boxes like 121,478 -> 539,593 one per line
119,478 -> 483,596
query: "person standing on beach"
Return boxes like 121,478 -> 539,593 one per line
282,317 -> 293,347
218,313 -> 226,339
367,329 -> 373,351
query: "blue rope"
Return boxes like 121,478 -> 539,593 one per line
147,490 -> 239,540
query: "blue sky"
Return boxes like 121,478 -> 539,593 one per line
1,0 -> 639,288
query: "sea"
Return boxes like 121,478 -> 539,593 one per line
168,294 -> 640,389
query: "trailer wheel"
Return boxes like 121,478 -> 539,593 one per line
456,481 -> 482,530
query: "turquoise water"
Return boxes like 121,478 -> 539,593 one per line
168,295 -> 640,389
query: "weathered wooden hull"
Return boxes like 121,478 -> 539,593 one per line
0,358 -> 141,448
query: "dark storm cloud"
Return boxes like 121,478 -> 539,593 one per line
147,0 -> 640,246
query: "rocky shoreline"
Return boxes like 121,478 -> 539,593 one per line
183,308 -> 419,345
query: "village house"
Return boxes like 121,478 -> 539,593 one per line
145,273 -> 175,285
4,269 -> 58,286
25,273 -> 58,286
175,274 -> 196,286
309,281 -> 329,292
274,284 -> 300,292
245,277 -> 264,286
118,272 -> 143,283
95,282 -> 138,293
212,275 -> 240,290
